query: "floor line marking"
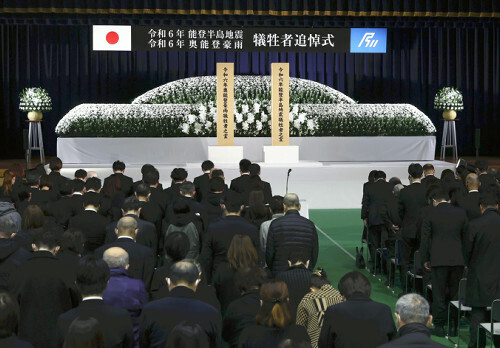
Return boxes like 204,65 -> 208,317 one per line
315,224 -> 356,261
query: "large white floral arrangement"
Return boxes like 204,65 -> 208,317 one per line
434,87 -> 464,111
55,102 -> 435,137
56,75 -> 436,137
19,87 -> 52,112
132,76 -> 356,105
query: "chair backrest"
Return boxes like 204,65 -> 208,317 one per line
458,278 -> 467,305
492,299 -> 500,322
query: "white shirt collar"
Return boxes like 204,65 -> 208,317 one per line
118,236 -> 134,241
73,192 -> 83,196
469,190 -> 479,193
82,296 -> 103,301
85,208 -> 98,213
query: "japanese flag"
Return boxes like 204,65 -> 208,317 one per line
93,25 -> 132,51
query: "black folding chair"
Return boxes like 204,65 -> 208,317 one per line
478,299 -> 500,348
446,278 -> 471,347
405,250 -> 422,293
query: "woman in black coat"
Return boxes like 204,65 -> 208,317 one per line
238,280 -> 310,348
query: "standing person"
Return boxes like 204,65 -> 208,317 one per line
361,170 -> 394,271
57,255 -> 134,348
230,159 -> 252,195
296,269 -> 343,348
12,229 -> 79,348
377,294 -> 447,348
465,195 -> 500,348
318,271 -> 396,348
194,160 -> 214,202
249,163 -> 272,204
164,168 -> 188,206
238,279 -> 310,347
244,190 -> 271,229
266,193 -> 318,275
456,173 -> 481,221
398,163 -> 428,293
420,189 -> 467,337
259,195 -> 284,255
47,157 -> 71,195
104,160 -> 134,197
139,260 -> 222,348
421,164 -> 441,188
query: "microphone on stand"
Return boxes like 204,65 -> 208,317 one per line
286,168 -> 292,194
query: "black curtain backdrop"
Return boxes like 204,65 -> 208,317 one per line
1,1 -> 499,158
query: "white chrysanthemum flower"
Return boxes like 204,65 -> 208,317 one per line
261,112 -> 268,122
181,124 -> 190,134
194,123 -> 202,134
242,122 -> 249,131
307,119 -> 315,130
293,119 -> 301,129
205,121 -> 212,128
241,104 -> 249,113
188,114 -> 196,124
292,105 -> 299,114
298,113 -> 306,123
253,103 -> 260,113
247,113 -> 255,124
256,120 -> 262,131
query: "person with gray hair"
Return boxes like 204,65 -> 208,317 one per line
266,193 -> 318,274
377,293 -> 447,347
102,247 -> 148,345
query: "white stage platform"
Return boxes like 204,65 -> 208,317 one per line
58,160 -> 454,210
57,136 -> 436,164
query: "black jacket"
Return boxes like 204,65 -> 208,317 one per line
199,215 -> 260,281
104,172 -> 134,197
361,180 -> 394,226
230,174 -> 251,195
421,175 -> 440,188
139,286 -> 222,348
457,191 -> 481,221
0,336 -> 33,348
0,239 -> 30,291
222,289 -> 260,348
48,171 -> 71,194
376,323 -> 447,348
105,214 -> 158,255
202,191 -> 227,226
12,251 -> 79,348
138,200 -> 163,236
194,172 -> 211,202
57,299 -> 134,348
95,237 -> 155,290
420,202 -> 467,267
465,208 -> 500,307
398,182 -> 428,239
239,324 -> 310,348
212,262 -> 240,315
265,210 -> 318,274
276,264 -> 312,315
68,209 -> 109,253
318,292 -> 396,348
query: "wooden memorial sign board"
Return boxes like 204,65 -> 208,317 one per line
271,63 -> 290,146
216,63 -> 235,146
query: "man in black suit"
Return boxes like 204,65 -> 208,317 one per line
361,170 -> 394,270
457,173 -> 481,221
57,255 -> 134,348
276,250 -> 312,316
398,163 -> 428,290
465,195 -> 500,348
476,159 -> 497,193
249,163 -> 273,204
84,177 -> 112,220
135,183 -> 163,237
23,169 -> 43,206
68,192 -> 109,253
96,216 -> 155,291
133,164 -> 164,192
45,180 -> 75,229
47,157 -> 71,195
421,163 -> 440,188
194,160 -> 214,202
266,193 -> 318,275
165,181 -> 208,233
0,218 -> 30,291
105,197 -> 158,255
74,168 -> 87,182
420,189 -> 467,336
318,271 -> 396,347
202,177 -> 230,226
12,228 -> 79,348
199,191 -> 260,281
230,159 -> 252,195
69,179 -> 85,216
144,168 -> 168,214
139,260 -> 222,347
360,170 -> 377,241
164,168 -> 188,206
104,160 -> 134,197
378,294 -> 447,348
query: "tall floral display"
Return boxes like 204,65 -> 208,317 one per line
19,87 -> 52,121
434,87 -> 463,120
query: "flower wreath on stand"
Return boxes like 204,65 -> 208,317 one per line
19,87 -> 52,121
434,87 -> 463,120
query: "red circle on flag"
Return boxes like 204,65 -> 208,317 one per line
106,31 -> 119,45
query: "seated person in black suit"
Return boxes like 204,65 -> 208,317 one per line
318,271 -> 396,347
56,229 -> 85,272
139,260 -> 222,347
96,216 -> 155,290
68,192 -> 108,254
74,169 -> 87,182
0,292 -> 34,348
104,160 -> 134,197
230,159 -> 252,195
84,177 -> 112,220
378,293 -> 447,348
194,160 -> 214,202
32,174 -> 58,207
69,179 -> 85,216
45,180 -> 75,229
47,157 -> 71,195
57,255 -> 134,348
0,218 -> 30,291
